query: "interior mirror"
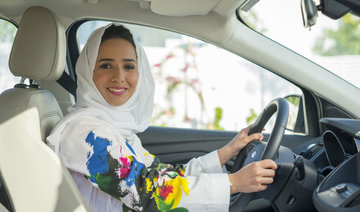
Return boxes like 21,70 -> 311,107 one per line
320,0 -> 351,19
284,95 -> 305,133
301,0 -> 318,28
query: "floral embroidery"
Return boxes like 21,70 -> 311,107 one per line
118,147 -> 131,178
144,152 -> 155,158
146,161 -> 190,211
154,176 -> 190,211
85,131 -> 190,212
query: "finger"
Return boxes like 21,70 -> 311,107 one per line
248,133 -> 263,141
259,134 -> 264,141
259,159 -> 278,170
256,184 -> 268,192
261,169 -> 276,177
243,124 -> 253,134
260,176 -> 274,185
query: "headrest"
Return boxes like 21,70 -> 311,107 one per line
9,6 -> 66,81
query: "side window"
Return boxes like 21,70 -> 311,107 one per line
76,21 -> 304,134
0,19 -> 19,93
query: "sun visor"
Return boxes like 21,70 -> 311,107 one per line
150,0 -> 220,16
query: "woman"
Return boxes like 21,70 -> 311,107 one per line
47,23 -> 277,212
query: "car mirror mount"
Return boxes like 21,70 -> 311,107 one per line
301,0 -> 319,29
301,0 -> 355,29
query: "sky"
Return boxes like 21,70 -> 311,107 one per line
245,0 -> 360,88
248,0 -> 338,59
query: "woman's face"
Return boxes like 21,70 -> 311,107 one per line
93,38 -> 138,106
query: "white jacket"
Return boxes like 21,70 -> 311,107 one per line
57,116 -> 231,212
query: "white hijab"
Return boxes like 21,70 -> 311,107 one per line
47,23 -> 155,153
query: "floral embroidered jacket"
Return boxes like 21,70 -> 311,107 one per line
57,116 -> 230,212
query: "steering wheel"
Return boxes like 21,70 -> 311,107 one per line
229,98 -> 289,211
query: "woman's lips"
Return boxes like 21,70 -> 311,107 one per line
107,87 -> 127,96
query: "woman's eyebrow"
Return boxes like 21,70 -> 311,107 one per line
98,58 -> 114,63
123,58 -> 136,62
97,58 -> 136,63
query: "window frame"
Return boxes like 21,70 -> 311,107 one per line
66,19 -> 310,134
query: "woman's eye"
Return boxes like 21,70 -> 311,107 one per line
124,64 -> 135,70
100,64 -> 111,69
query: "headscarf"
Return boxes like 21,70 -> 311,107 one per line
47,23 -> 155,153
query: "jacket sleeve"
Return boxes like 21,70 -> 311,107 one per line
58,122 -> 230,212
183,150 -> 227,176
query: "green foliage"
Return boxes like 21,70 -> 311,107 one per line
313,14 -> 360,56
286,96 -> 300,107
156,198 -> 174,212
0,20 -> 17,42
213,107 -> 224,130
246,108 -> 258,125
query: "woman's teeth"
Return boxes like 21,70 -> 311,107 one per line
108,88 -> 125,92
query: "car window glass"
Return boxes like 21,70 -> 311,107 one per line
240,0 -> 360,90
77,21 -> 303,134
0,19 -> 19,93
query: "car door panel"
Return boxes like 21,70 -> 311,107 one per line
138,126 -> 311,166
138,126 -> 237,165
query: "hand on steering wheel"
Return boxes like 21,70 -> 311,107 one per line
229,98 -> 289,211
229,159 -> 277,194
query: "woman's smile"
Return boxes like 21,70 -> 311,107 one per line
93,38 -> 138,106
107,86 -> 127,96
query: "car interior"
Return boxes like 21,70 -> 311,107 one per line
0,0 -> 360,212
0,6 -> 88,212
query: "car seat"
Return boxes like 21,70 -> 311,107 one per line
0,6 -> 89,212
0,6 -> 65,142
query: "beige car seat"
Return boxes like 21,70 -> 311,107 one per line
0,6 -> 88,212
1,6 -> 65,142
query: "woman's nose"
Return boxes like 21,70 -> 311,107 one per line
111,69 -> 125,82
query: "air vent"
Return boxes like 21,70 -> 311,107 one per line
300,143 -> 324,159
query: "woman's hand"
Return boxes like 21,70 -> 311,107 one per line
228,159 -> 277,194
217,125 -> 263,166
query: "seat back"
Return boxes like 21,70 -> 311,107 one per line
0,6 -> 89,211
0,108 -> 88,212
0,6 -> 65,141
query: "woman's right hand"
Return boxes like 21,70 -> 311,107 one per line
228,159 -> 277,194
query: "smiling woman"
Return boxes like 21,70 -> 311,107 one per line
47,23 -> 276,212
3,1 -> 360,212
93,36 -> 139,106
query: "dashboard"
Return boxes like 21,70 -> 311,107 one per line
295,118 -> 360,180
295,118 -> 360,212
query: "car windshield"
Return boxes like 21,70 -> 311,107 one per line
239,0 -> 360,89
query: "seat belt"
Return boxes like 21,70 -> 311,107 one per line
56,71 -> 77,97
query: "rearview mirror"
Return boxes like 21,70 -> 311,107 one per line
301,0 -> 318,28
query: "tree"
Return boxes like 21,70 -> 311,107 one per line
0,20 -> 16,42
312,14 -> 360,56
